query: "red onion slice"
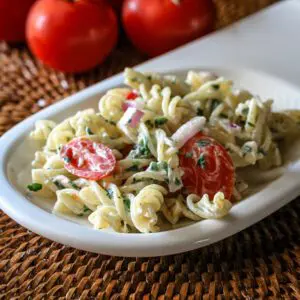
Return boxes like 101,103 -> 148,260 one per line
129,109 -> 144,128
172,117 -> 206,148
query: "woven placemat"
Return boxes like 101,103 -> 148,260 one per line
2,1 -> 300,299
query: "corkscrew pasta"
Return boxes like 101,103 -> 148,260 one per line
27,68 -> 300,233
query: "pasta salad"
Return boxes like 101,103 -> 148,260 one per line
27,68 -> 300,233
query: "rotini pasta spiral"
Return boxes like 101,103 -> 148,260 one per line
27,68 -> 300,233
131,184 -> 167,233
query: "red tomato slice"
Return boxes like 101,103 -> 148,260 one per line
126,91 -> 139,100
60,138 -> 116,181
179,133 -> 234,200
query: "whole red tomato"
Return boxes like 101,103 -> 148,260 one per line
0,0 -> 36,42
122,0 -> 214,57
26,0 -> 118,73
110,0 -> 124,12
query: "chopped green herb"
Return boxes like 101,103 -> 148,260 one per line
71,182 -> 80,190
150,162 -> 159,171
131,77 -> 138,82
247,122 -> 255,127
53,180 -> 65,190
146,75 -> 152,80
27,183 -> 43,192
86,127 -> 93,135
197,140 -> 210,147
123,197 -> 131,211
78,213 -> 84,217
197,154 -> 206,169
128,118 -> 132,124
83,205 -> 91,213
145,120 -> 154,128
185,152 -> 193,158
220,113 -> 228,118
105,119 -> 116,125
212,84 -> 220,90
243,145 -> 253,155
197,108 -> 204,116
130,136 -> 151,158
175,178 -> 181,186
155,117 -> 168,127
161,161 -> 168,172
242,108 -> 249,115
258,148 -> 267,156
106,188 -> 113,199
63,157 -> 71,163
211,99 -> 221,112
126,162 -> 140,172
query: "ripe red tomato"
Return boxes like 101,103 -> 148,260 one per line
110,0 -> 124,11
179,133 -> 234,200
122,0 -> 214,57
26,0 -> 118,73
60,138 -> 116,181
0,0 -> 36,42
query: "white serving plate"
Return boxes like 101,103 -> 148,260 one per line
1,0 -> 300,257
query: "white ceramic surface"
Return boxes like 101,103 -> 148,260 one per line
1,0 -> 300,257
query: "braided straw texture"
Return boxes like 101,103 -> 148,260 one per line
2,1 -> 300,299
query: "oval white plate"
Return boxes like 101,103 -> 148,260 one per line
1,67 -> 300,257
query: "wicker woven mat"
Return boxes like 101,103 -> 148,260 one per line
2,1 -> 300,299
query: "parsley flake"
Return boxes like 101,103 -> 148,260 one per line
86,127 -> 93,135
145,120 -> 154,128
247,122 -> 255,127
197,154 -> 206,169
175,178 -> 181,186
258,148 -> 267,156
106,188 -> 113,199
242,108 -> 249,115
83,205 -> 91,213
71,182 -> 80,190
63,157 -> 71,163
53,180 -> 65,190
197,140 -> 210,147
123,197 -> 131,211
154,117 -> 168,127
243,145 -> 253,156
185,152 -> 193,158
27,183 -> 43,192
212,84 -> 220,90
211,99 -> 221,112
126,163 -> 140,172
150,162 -> 159,171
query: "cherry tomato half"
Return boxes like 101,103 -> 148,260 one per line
26,0 -> 118,73
126,90 -> 139,100
60,138 -> 116,181
179,133 -> 234,200
122,0 -> 215,57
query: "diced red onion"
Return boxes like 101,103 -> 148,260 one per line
172,117 -> 206,148
129,109 -> 144,128
122,101 -> 137,111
